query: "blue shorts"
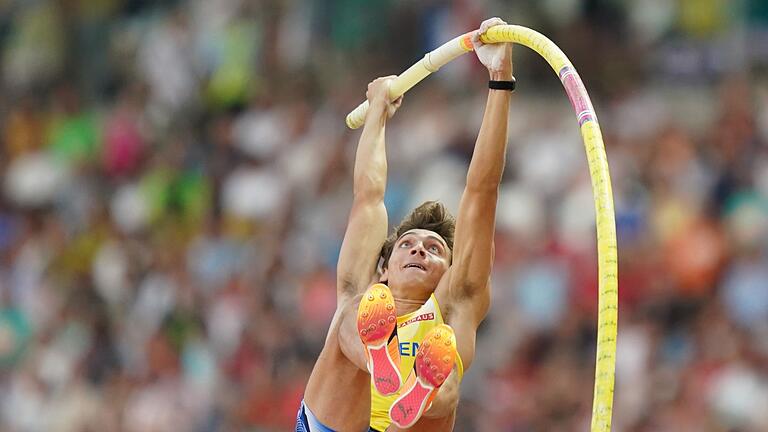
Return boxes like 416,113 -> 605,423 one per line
296,401 -> 382,432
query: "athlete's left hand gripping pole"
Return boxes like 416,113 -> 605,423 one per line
345,33 -> 475,129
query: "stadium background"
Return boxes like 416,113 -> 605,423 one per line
1,0 -> 768,430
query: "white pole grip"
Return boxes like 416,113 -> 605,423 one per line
345,100 -> 370,130
345,33 -> 474,129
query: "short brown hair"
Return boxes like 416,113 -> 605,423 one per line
379,201 -> 455,270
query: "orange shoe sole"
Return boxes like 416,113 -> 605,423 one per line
389,324 -> 457,428
357,283 -> 400,396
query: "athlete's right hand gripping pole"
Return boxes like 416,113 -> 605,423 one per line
346,24 -> 618,432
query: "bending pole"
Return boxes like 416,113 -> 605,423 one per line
346,25 -> 618,432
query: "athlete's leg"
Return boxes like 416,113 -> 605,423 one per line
339,285 -> 400,379
386,370 -> 460,431
389,308 -> 477,430
302,326 -> 372,431
302,295 -> 377,430
389,324 -> 457,428
355,284 -> 402,396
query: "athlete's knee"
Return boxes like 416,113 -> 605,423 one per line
337,294 -> 367,370
337,293 -> 363,326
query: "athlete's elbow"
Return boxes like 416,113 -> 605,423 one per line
353,176 -> 386,201
353,188 -> 385,205
465,173 -> 502,193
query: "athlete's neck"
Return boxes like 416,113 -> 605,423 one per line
384,281 -> 434,314
392,296 -> 428,315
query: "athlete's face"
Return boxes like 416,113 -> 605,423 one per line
381,229 -> 451,293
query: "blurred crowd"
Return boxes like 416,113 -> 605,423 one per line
1,0 -> 768,431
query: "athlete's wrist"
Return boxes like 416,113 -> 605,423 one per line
365,101 -> 389,124
489,69 -> 513,81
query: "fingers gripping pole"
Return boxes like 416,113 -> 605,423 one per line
346,25 -> 618,432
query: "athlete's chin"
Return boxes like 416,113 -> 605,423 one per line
396,275 -> 437,293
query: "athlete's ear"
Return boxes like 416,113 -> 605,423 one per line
379,266 -> 389,283
377,257 -> 389,283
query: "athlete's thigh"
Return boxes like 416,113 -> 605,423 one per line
337,293 -> 368,371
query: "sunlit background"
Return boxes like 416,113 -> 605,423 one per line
1,0 -> 767,431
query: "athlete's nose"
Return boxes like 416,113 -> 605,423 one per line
410,245 -> 426,257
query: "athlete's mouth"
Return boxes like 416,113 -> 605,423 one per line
403,263 -> 426,271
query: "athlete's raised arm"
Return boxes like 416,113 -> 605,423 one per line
336,77 -> 402,304
440,18 -> 513,367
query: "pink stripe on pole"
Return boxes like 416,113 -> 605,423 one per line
559,66 -> 595,126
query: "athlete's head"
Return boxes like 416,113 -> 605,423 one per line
379,201 -> 455,294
